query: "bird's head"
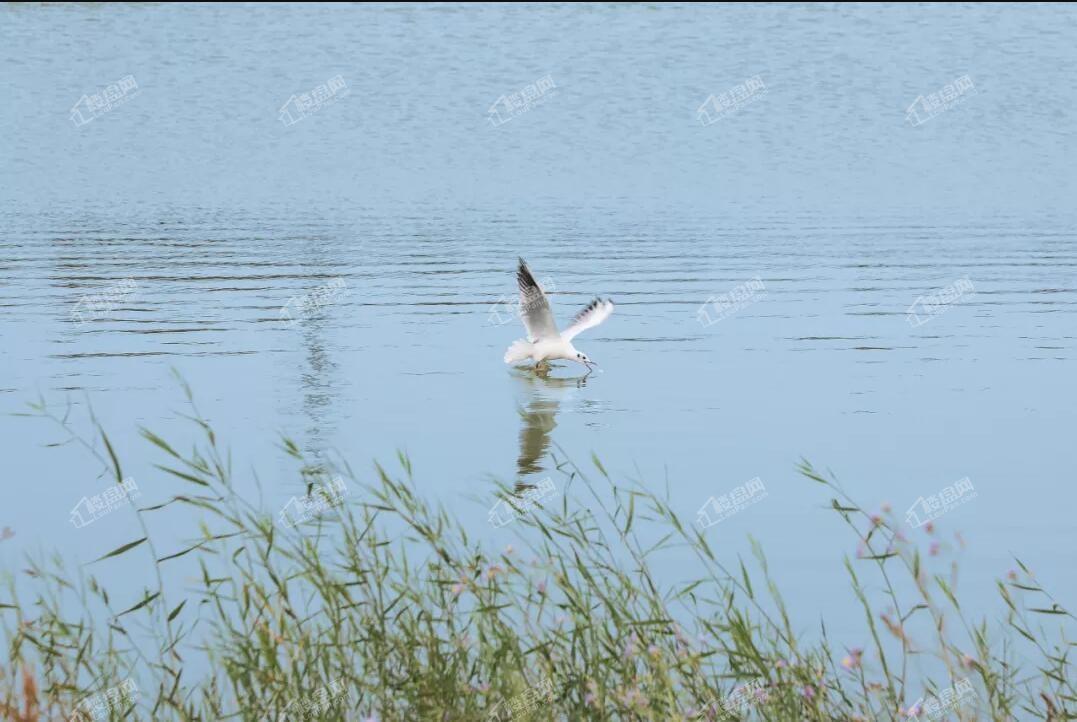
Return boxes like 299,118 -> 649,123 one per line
574,350 -> 595,370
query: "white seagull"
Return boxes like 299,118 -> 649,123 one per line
504,258 -> 615,371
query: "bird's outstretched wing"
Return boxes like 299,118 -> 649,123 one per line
516,258 -> 559,341
561,297 -> 614,342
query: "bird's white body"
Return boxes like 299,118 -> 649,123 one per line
504,258 -> 614,370
533,337 -> 579,363
507,337 -> 581,365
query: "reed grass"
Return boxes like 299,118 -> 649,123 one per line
1,384 -> 1073,720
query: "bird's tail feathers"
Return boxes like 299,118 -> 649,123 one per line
504,339 -> 534,365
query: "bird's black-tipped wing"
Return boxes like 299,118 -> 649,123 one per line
561,297 -> 614,342
516,258 -> 559,341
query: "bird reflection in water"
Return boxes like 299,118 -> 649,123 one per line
511,364 -> 588,495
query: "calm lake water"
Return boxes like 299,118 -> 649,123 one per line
2,3 -> 1075,645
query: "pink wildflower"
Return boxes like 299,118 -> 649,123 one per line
841,648 -> 863,671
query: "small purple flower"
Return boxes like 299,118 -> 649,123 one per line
841,648 -> 863,671
584,679 -> 598,707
